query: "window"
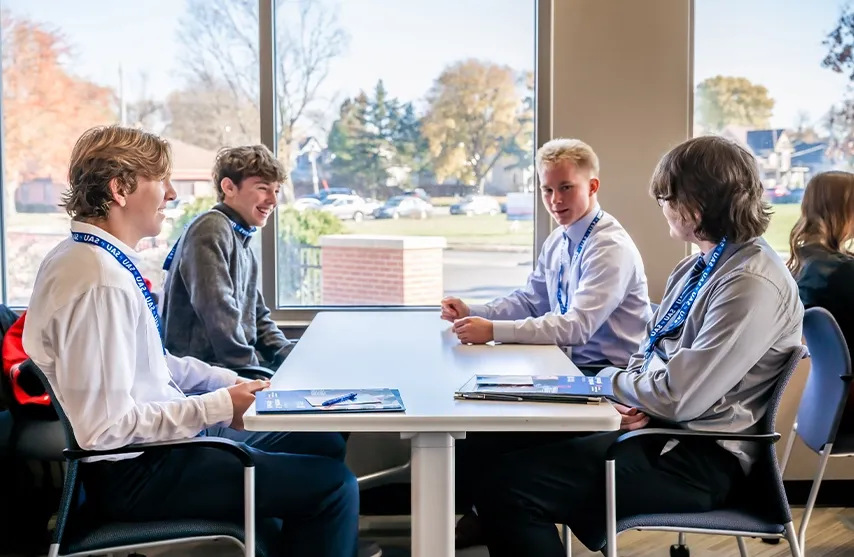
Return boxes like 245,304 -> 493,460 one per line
693,0 -> 851,256
0,0 -> 260,306
270,0 -> 537,308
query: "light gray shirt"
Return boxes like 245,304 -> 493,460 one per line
601,237 -> 804,473
469,205 -> 652,367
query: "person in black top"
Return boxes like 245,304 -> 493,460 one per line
788,170 -> 854,431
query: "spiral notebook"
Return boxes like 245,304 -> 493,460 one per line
455,374 -> 612,404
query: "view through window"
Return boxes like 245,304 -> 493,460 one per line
0,0 -> 536,309
694,0 -> 852,256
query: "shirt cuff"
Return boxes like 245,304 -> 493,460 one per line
200,388 -> 234,427
492,320 -> 518,343
209,365 -> 239,390
597,366 -> 623,379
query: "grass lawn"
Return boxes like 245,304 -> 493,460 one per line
763,203 -> 800,254
343,214 -> 533,248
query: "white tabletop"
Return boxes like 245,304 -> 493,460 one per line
243,311 -> 621,433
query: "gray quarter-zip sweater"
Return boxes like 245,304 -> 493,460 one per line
160,204 -> 292,369
601,237 -> 804,473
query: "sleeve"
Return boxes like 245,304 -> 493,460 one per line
606,272 -> 791,422
468,240 -> 552,321
254,288 -> 292,368
827,260 -> 854,322
165,352 -> 238,392
491,235 -> 639,346
177,218 -> 258,367
49,287 -> 233,450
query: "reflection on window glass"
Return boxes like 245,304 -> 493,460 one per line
694,0 -> 851,256
0,0 -> 259,305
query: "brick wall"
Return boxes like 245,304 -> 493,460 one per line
319,235 -> 446,305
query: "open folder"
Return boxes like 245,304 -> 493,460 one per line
255,388 -> 405,414
454,374 -> 613,404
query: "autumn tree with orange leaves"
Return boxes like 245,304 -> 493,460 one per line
1,9 -> 115,187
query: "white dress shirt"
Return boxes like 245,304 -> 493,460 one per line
468,204 -> 652,367
22,221 -> 237,456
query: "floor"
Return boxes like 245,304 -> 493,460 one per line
128,507 -> 854,556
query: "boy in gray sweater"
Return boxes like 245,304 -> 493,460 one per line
160,145 -> 293,370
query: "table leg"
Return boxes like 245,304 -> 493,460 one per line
403,432 -> 465,557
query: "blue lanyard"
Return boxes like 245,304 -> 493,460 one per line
641,237 -> 728,371
162,213 -> 256,271
72,232 -> 165,355
556,209 -> 603,314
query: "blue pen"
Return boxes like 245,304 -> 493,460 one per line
321,392 -> 358,407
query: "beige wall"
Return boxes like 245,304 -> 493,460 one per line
551,0 -> 842,481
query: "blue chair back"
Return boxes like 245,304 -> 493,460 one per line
737,344 -> 808,525
796,307 -> 853,454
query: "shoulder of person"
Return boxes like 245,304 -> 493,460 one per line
183,210 -> 235,242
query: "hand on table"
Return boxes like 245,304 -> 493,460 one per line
227,379 -> 271,430
441,297 -> 470,322
452,316 -> 494,344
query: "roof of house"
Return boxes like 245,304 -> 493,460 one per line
745,129 -> 787,155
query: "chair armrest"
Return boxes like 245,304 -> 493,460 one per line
233,365 -> 274,380
605,427 -> 781,460
63,437 -> 254,467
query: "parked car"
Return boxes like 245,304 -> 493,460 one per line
162,197 -> 193,225
450,194 -> 502,216
764,186 -> 805,204
319,194 -> 379,222
293,196 -> 323,212
373,195 -> 433,219
401,188 -> 432,203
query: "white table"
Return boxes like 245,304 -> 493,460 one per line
244,311 -> 620,557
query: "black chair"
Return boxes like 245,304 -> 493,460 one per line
776,307 -> 854,554
19,359 -> 277,557
594,345 -> 808,557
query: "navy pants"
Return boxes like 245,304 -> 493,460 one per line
80,429 -> 358,557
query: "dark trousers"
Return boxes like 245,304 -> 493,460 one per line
80,428 -> 358,557
472,431 -> 742,557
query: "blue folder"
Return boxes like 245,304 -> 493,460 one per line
255,388 -> 405,414
455,374 -> 613,403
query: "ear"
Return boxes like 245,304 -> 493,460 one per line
109,178 -> 128,208
220,177 -> 237,198
588,177 -> 600,196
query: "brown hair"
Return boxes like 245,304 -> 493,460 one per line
650,135 -> 771,243
212,145 -> 288,202
62,125 -> 171,220
787,171 -> 854,277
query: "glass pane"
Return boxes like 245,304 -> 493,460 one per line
0,0 -> 259,305
273,0 -> 536,308
693,0 -> 850,257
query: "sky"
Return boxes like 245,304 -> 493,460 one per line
1,0 -> 851,131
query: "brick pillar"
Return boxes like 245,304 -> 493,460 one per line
319,235 -> 446,305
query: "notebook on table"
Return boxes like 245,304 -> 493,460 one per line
255,388 -> 406,414
454,374 -> 613,404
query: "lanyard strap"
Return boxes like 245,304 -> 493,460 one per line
556,209 -> 603,315
163,212 -> 256,271
72,232 -> 165,355
641,237 -> 728,371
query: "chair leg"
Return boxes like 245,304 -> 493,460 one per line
780,422 -> 798,475
244,466 -> 256,557
605,460 -> 617,557
798,444 -> 832,556
47,544 -> 60,557
736,536 -> 749,557
562,524 -> 572,557
784,521 -> 804,557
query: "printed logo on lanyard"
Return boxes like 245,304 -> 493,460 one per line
640,237 -> 728,371
556,210 -> 603,315
162,214 -> 256,271
72,232 -> 166,355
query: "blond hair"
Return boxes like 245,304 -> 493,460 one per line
535,138 -> 600,177
787,171 -> 854,277
62,125 -> 171,220
213,145 -> 288,202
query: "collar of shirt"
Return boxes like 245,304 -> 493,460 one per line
69,220 -> 142,264
564,203 -> 602,246
212,203 -> 254,247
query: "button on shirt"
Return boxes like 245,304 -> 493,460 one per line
468,205 -> 652,367
22,221 -> 237,456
